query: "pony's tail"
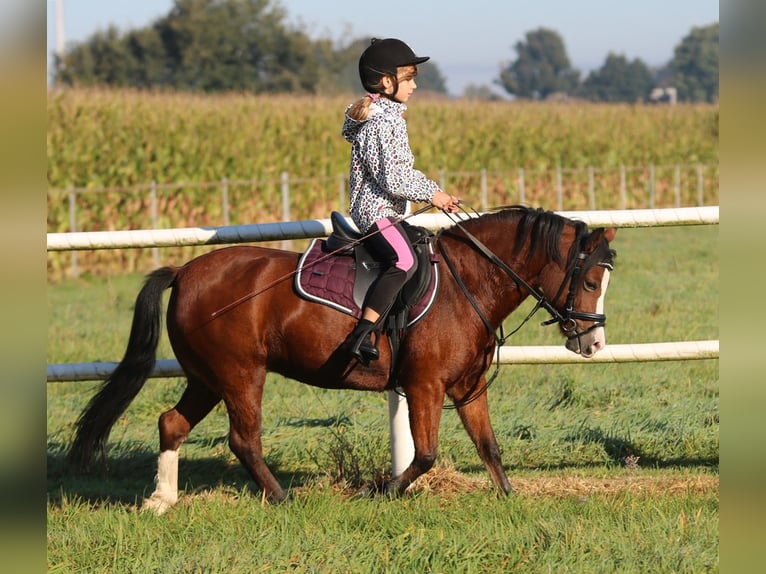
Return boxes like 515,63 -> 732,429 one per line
67,267 -> 178,472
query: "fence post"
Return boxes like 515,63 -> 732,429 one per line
556,166 -> 563,210
338,173 -> 346,214
588,166 -> 596,210
281,171 -> 291,250
222,177 -> 230,226
150,180 -> 159,267
68,187 -> 78,278
649,164 -> 656,209
620,165 -> 627,209
480,168 -> 487,211
697,163 -> 704,206
518,168 -> 525,205
388,389 -> 414,477
674,165 -> 681,208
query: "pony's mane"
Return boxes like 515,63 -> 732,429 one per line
460,206 -> 589,266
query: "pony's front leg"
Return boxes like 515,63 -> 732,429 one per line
452,379 -> 514,496
142,449 -> 179,515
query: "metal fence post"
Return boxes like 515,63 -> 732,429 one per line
281,171 -> 291,250
222,177 -> 230,226
649,164 -> 656,209
588,166 -> 596,210
620,165 -> 627,209
674,165 -> 681,208
68,187 -> 78,278
150,180 -> 159,267
697,163 -> 704,206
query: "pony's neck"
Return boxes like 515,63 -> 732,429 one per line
445,210 -> 578,330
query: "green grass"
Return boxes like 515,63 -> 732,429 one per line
47,487 -> 717,573
47,225 -> 718,572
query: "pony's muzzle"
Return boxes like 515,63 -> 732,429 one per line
565,324 -> 606,357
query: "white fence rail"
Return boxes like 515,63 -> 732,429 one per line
47,206 -> 719,252
47,341 -> 719,383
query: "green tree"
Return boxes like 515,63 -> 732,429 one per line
54,0 -> 318,93
579,53 -> 654,102
310,36 -> 351,95
124,27 -> 169,87
52,1 -> 448,96
57,26 -> 133,87
498,28 -> 579,99
671,23 -> 719,102
462,84 -> 504,101
155,0 -> 315,92
316,35 -> 367,95
415,62 -> 447,94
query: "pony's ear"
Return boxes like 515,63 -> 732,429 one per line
586,227 -> 617,249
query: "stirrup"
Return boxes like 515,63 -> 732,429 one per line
350,328 -> 379,365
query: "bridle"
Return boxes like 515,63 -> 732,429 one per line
437,219 -> 612,345
539,251 -> 613,340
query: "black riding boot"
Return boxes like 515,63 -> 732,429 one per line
348,319 -> 379,365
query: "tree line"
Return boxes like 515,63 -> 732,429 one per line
52,0 -> 718,103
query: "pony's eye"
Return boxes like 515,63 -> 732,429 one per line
584,281 -> 598,292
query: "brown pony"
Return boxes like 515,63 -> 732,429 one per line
68,206 -> 616,514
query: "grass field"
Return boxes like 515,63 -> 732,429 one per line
46,225 -> 718,572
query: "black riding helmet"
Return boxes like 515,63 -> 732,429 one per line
359,38 -> 430,96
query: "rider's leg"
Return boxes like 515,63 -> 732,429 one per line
349,219 -> 417,364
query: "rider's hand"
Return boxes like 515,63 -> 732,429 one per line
432,190 -> 460,213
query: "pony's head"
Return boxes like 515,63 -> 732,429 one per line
542,226 -> 617,357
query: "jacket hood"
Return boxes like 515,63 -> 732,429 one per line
342,102 -> 380,143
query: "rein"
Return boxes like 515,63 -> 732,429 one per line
435,205 -> 610,408
439,207 -> 609,337
440,215 -> 572,330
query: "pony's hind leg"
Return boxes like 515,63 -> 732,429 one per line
453,380 -> 514,496
224,365 -> 287,504
142,377 -> 220,515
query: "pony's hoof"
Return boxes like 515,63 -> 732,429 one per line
352,479 -> 399,500
141,493 -> 177,515
265,490 -> 291,505
384,481 -> 404,499
352,484 -> 376,500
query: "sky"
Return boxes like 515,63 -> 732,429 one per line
46,0 -> 719,96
